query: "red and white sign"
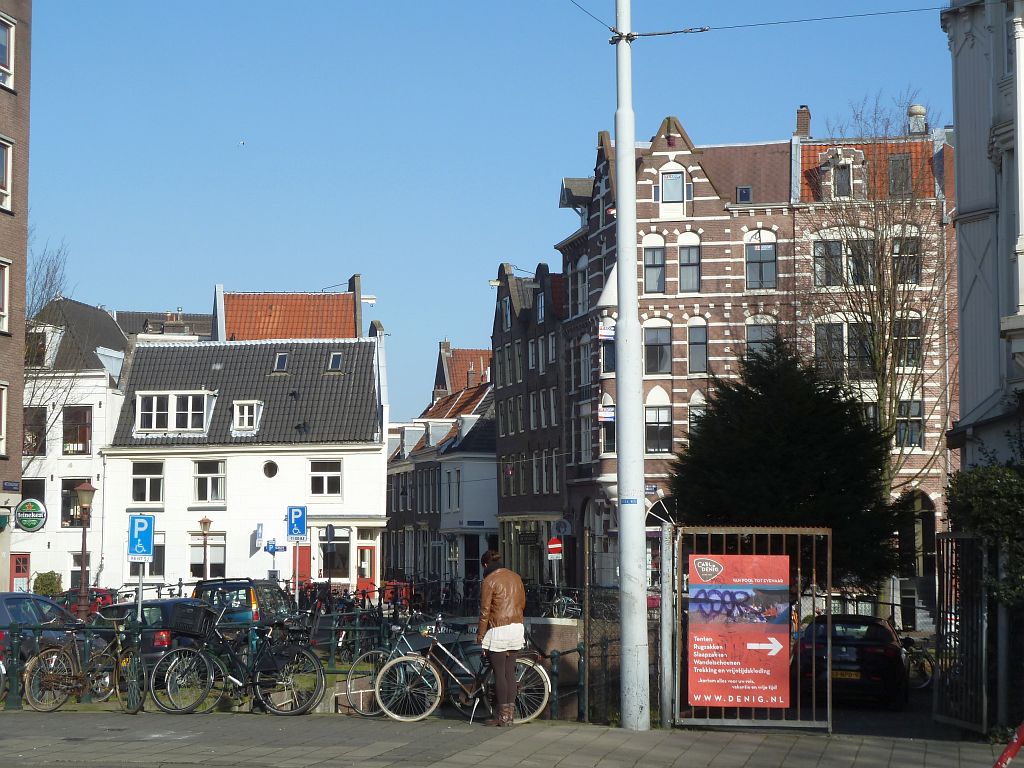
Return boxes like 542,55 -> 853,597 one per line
547,537 -> 563,560
687,554 -> 791,709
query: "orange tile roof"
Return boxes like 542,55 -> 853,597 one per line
448,348 -> 491,391
224,293 -> 357,341
419,383 -> 490,419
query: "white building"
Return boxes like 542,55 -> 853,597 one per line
99,329 -> 389,597
13,299 -> 127,592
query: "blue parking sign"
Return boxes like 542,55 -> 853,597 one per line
128,514 -> 155,563
287,506 -> 307,542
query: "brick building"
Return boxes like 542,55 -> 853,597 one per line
0,0 -> 29,591
491,263 -> 566,585
547,107 -> 956,603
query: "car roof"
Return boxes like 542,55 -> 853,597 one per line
105,597 -> 206,609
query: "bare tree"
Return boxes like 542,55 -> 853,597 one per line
793,95 -> 958,501
21,237 -> 74,474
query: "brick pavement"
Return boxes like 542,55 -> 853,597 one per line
0,711 -> 1002,768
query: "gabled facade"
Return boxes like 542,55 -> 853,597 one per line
13,299 -> 127,591
555,109 -> 957,604
101,331 -> 389,594
431,341 -> 490,403
0,0 -> 30,592
384,373 -> 494,586
491,262 -> 566,584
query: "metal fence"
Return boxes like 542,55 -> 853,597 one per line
676,526 -> 833,731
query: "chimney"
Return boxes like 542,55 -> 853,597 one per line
907,104 -> 928,135
467,362 -> 479,388
794,105 -> 811,138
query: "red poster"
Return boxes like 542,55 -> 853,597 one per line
687,554 -> 791,708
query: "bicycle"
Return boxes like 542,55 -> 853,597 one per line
374,625 -> 550,723
150,605 -> 325,716
901,634 -> 936,689
22,622 -> 142,713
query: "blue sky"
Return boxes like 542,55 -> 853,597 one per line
29,2 -> 953,420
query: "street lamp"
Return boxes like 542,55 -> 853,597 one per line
199,517 -> 212,579
74,481 -> 97,620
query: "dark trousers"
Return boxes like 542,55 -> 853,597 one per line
490,650 -> 517,707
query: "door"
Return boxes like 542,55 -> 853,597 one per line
295,545 -> 311,583
10,553 -> 29,592
356,546 -> 375,597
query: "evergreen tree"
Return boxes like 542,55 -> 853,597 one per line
670,338 -> 903,588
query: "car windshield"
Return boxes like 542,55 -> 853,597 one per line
806,620 -> 894,642
198,586 -> 249,611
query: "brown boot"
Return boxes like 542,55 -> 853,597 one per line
484,704 -> 505,726
501,702 -> 515,726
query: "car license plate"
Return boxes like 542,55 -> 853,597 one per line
832,670 -> 860,680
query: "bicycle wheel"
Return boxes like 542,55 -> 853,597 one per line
86,652 -> 117,703
193,653 -> 231,714
149,647 -> 213,714
374,655 -> 443,722
908,650 -> 935,689
509,657 -> 550,723
114,650 -> 146,714
255,646 -> 325,715
346,649 -> 387,716
24,648 -> 74,712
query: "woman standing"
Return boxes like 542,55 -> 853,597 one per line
476,549 -> 526,726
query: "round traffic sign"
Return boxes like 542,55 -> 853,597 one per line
547,537 -> 562,555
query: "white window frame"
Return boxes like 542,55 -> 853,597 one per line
501,297 -> 511,330
328,351 -> 344,371
233,400 -> 259,431
310,460 -> 343,496
0,139 -> 9,211
132,461 -> 164,504
0,259 -> 9,333
274,352 -> 288,372
528,339 -> 536,369
538,336 -> 547,374
530,392 -> 538,430
175,393 -> 207,431
194,460 -> 226,503
549,388 -> 558,426
548,332 -> 556,363
0,382 -> 6,456
0,15 -> 13,88
137,393 -> 170,431
532,452 -> 540,494
537,293 -> 545,323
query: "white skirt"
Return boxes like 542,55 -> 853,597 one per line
481,622 -> 525,652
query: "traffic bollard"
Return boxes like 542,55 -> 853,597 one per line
4,623 -> 22,711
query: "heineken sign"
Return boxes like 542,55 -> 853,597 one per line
14,499 -> 47,532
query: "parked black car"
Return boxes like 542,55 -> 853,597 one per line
91,598 -> 210,665
799,613 -> 909,709
191,578 -> 293,625
0,592 -> 84,659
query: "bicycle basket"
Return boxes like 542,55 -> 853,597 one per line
169,602 -> 216,638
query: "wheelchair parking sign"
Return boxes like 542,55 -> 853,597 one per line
128,514 -> 155,563
287,506 -> 307,542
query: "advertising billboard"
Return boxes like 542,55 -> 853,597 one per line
688,554 -> 791,708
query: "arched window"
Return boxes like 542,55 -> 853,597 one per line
643,234 -> 666,294
678,232 -> 701,293
644,387 -> 672,454
600,393 -> 616,454
643,319 -> 672,375
688,391 -> 706,435
687,318 -> 708,375
744,230 -> 777,290
745,316 -> 776,359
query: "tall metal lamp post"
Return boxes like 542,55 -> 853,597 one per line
199,516 -> 212,579
74,481 -> 97,620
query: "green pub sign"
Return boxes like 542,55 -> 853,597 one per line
14,498 -> 47,532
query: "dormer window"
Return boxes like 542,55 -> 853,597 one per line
274,352 -> 288,372
233,400 -> 262,432
736,185 -> 753,204
662,172 -> 684,203
136,391 -> 209,433
328,351 -> 343,371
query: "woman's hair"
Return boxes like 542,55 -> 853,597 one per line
481,549 -> 501,568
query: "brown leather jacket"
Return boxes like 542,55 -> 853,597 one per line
476,567 -> 526,644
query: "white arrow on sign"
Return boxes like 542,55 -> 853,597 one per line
745,636 -> 784,656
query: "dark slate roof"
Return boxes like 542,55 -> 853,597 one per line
113,310 -> 213,339
34,299 -> 128,371
698,141 -> 792,205
444,411 -> 495,455
112,339 -> 380,447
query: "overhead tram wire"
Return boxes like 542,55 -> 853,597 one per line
567,2 -> 952,41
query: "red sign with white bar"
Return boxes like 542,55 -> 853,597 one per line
687,554 -> 791,708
